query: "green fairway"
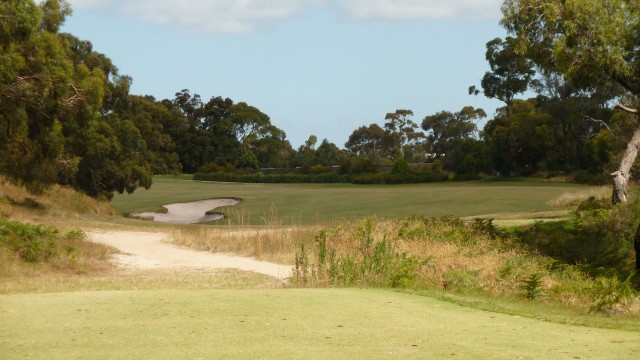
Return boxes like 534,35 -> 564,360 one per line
111,178 -> 589,225
1,288 -> 638,359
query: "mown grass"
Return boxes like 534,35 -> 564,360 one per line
111,179 -> 589,225
0,268 -> 280,294
2,288 -> 639,360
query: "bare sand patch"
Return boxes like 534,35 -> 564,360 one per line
133,198 -> 239,224
87,231 -> 292,280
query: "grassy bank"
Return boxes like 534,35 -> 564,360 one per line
111,179 -> 589,225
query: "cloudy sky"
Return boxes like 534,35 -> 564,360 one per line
63,0 -> 506,148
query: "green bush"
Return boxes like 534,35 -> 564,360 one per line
588,272 -> 637,313
521,272 -> 545,300
513,196 -> 638,274
0,220 -> 58,262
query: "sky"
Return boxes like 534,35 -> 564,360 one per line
62,0 -> 508,148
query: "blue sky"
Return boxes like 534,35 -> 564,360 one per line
63,0 -> 507,148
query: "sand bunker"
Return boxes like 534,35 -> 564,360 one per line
87,231 -> 292,280
133,198 -> 239,224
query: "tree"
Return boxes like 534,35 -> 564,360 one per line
384,109 -> 425,160
471,37 -> 535,113
0,0 -> 103,192
423,106 -> 484,148
293,135 -> 318,167
125,95 -> 182,174
483,100 -> 551,175
315,139 -> 343,166
422,106 -> 487,174
345,123 -> 396,162
501,0 -> 640,269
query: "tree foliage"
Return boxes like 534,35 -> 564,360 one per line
476,37 -> 535,110
501,0 -> 640,205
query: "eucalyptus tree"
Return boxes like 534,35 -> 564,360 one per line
345,123 -> 397,162
422,106 -> 487,173
384,109 -> 425,160
470,37 -> 535,114
0,0 -> 104,192
501,0 -> 640,204
501,0 -> 640,269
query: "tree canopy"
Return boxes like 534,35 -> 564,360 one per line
501,0 -> 640,202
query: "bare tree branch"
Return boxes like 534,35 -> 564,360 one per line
584,116 -> 611,131
614,103 -> 638,114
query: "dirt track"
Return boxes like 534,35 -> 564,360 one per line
87,231 -> 293,280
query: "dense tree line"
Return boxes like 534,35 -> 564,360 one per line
1,0 -> 637,200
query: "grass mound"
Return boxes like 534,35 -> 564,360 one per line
0,178 -> 116,222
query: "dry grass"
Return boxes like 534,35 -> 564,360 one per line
547,185 -> 611,208
289,217 -> 639,313
0,179 -> 117,229
170,224 -> 320,264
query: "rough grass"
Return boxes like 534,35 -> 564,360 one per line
547,185 -> 611,208
170,224 -> 320,264
0,179 -> 116,221
2,288 -> 639,360
111,179 -> 590,225
288,217 -> 640,314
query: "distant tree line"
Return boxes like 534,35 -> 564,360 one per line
0,0 -> 633,198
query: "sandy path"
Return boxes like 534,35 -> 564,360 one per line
87,231 -> 293,280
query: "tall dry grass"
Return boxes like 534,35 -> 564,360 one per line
0,178 -> 116,223
170,224 -> 319,264
287,216 -> 639,313
547,185 -> 611,208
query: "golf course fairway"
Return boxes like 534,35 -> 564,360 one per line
1,288 -> 637,359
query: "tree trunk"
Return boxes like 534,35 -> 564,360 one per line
635,225 -> 640,271
611,124 -> 640,204
612,124 -> 640,270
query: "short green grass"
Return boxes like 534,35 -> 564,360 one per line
1,288 -> 638,359
112,179 -> 589,225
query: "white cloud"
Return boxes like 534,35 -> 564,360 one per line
119,0 -> 326,34
338,0 -> 501,21
67,0 -> 113,9
65,0 -> 500,34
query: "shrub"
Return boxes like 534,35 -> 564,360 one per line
391,157 -> 411,174
521,272 -> 545,300
0,220 -> 58,262
588,272 -> 637,313
513,196 -> 638,274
